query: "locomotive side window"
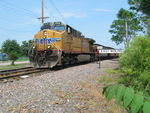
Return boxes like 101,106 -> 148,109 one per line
67,27 -> 71,34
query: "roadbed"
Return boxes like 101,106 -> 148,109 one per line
0,59 -> 124,113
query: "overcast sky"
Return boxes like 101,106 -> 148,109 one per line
0,0 -> 129,49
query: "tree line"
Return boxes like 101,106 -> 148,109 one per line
1,40 -> 33,65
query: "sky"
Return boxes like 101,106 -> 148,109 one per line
0,0 -> 130,49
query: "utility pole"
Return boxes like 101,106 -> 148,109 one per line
38,0 -> 49,24
125,22 -> 128,47
125,22 -> 128,41
42,0 -> 44,24
125,22 -> 128,42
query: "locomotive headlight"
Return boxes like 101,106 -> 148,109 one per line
47,46 -> 51,49
43,31 -> 47,36
33,46 -> 35,49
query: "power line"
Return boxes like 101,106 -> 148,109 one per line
0,0 -> 38,17
0,0 -> 39,18
45,5 -> 59,22
0,26 -> 36,33
0,3 -> 36,19
48,0 -> 67,23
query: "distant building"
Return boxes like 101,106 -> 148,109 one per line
0,53 -> 8,61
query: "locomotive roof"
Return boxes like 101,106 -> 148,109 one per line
42,22 -> 66,27
41,22 -> 81,34
41,22 -> 95,43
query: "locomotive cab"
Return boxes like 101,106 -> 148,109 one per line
34,22 -> 66,51
29,22 -> 66,68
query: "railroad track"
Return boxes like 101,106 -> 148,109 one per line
0,58 -> 115,81
0,67 -> 50,80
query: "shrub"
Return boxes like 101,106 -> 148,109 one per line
120,36 -> 150,94
103,84 -> 150,113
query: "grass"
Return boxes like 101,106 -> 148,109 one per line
99,69 -> 126,113
99,76 -> 114,85
106,69 -> 119,74
16,57 -> 29,61
0,57 -> 29,63
99,69 -> 121,85
0,63 -> 31,71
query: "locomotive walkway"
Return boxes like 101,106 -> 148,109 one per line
0,59 -> 124,113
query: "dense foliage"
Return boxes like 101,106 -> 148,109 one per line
2,40 -> 21,65
120,36 -> 150,95
103,84 -> 150,113
20,40 -> 33,56
109,8 -> 142,46
128,0 -> 150,16
1,39 -> 33,65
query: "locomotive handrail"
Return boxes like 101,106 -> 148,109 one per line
51,41 -> 62,51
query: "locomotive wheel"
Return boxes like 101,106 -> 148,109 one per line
69,56 -> 76,65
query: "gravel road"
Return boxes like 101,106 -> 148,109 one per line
0,59 -> 123,113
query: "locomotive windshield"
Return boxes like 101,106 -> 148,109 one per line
41,22 -> 66,31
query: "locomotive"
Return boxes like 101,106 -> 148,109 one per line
29,22 -> 98,68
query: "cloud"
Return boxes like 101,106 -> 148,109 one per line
62,12 -> 87,18
93,8 -> 114,13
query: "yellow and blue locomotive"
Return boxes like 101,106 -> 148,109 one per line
29,22 -> 97,68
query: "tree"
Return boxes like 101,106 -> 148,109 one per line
20,40 -> 33,56
2,40 -> 21,65
109,8 -> 142,47
128,0 -> 150,16
128,0 -> 150,34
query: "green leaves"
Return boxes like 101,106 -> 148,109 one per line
2,40 -> 20,54
120,36 -> 150,94
116,85 -> 126,104
117,8 -> 134,19
123,88 -> 134,108
109,8 -> 142,46
20,40 -> 33,56
143,101 -> 150,113
131,93 -> 144,113
2,40 -> 21,65
128,0 -> 150,16
105,85 -> 117,101
103,84 -> 150,113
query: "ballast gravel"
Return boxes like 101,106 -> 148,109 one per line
0,59 -> 123,113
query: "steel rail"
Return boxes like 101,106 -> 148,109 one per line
0,67 -> 50,80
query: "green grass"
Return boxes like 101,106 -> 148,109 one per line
99,76 -> 114,85
16,57 -> 29,61
99,69 -> 122,85
0,63 -> 31,71
106,69 -> 119,74
0,57 -> 29,63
